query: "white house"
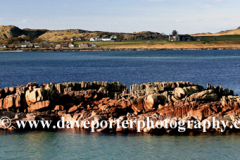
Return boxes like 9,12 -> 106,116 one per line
90,35 -> 117,42
56,44 -> 61,48
90,38 -> 98,41
101,37 -> 112,41
69,43 -> 75,48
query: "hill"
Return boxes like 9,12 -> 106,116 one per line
192,27 -> 240,36
0,25 -> 47,40
0,25 -> 166,43
39,30 -> 165,41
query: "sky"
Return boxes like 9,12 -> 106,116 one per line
0,0 -> 239,34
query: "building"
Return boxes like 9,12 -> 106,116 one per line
90,38 -> 98,41
69,43 -> 75,48
169,30 -> 201,41
89,35 -> 117,42
61,43 -> 68,48
55,44 -> 61,48
101,37 -> 112,41
34,45 -> 40,48
79,43 -> 88,48
168,30 -> 180,41
7,44 -> 14,48
88,43 -> 97,47
15,44 -> 22,48
0,45 -> 6,48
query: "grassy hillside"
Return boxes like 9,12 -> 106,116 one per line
0,25 -> 47,40
192,27 -> 240,36
0,25 -> 23,40
0,25 -> 166,43
39,30 -> 166,41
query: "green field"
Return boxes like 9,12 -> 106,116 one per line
73,35 -> 240,48
198,35 -> 240,42
73,40 -> 167,47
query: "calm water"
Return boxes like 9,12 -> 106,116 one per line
1,130 -> 240,160
0,50 -> 240,94
1,50 -> 240,159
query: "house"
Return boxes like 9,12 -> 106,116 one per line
79,43 -> 89,48
22,40 -> 30,44
110,35 -> 117,40
90,35 -> 117,42
15,44 -> 22,48
90,38 -> 98,41
55,44 -> 61,48
7,44 -> 14,48
88,43 -> 97,47
21,45 -> 27,48
69,43 -> 75,48
169,30 -> 201,41
0,45 -> 6,48
61,43 -> 68,47
169,30 -> 180,41
101,37 -> 112,41
34,45 -> 40,48
86,43 -> 97,47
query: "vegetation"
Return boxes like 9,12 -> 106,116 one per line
197,35 -> 240,42
74,40 -> 167,48
0,25 -> 47,42
0,25 -> 240,50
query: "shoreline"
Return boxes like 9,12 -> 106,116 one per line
1,46 -> 240,52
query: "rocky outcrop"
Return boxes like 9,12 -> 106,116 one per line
0,80 -> 239,134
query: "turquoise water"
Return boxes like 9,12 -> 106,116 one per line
1,130 -> 240,160
1,50 -> 240,159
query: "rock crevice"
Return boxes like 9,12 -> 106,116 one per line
0,81 -> 239,134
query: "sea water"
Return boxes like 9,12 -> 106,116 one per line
0,50 -> 240,159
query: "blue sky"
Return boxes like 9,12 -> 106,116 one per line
0,0 -> 239,34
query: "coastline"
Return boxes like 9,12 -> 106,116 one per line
1,46 -> 240,52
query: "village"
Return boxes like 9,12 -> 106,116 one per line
0,35 -> 120,50
0,30 -> 205,50
0,40 -> 97,50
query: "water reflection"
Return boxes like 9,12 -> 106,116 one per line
1,130 -> 240,159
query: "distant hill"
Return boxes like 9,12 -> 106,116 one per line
192,27 -> 240,36
0,25 -> 47,40
0,25 -> 166,43
39,30 -> 165,41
